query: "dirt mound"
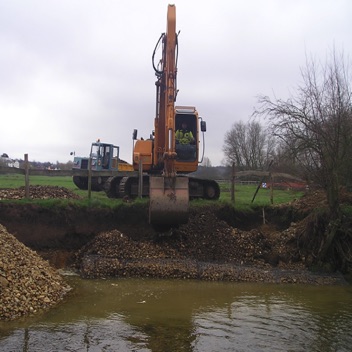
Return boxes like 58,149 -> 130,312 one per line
0,185 -> 81,200
0,224 -> 71,321
282,188 -> 352,214
289,190 -> 327,212
74,208 -> 346,284
75,210 -> 287,270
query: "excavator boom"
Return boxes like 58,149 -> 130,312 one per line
152,4 -> 177,174
149,4 -> 189,226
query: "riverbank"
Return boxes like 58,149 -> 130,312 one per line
0,186 -> 351,321
73,212 -> 346,285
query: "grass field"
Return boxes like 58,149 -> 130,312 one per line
0,174 -> 303,208
0,174 -> 75,189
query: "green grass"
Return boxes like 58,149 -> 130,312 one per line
218,181 -> 303,208
0,174 -> 75,189
0,174 -> 303,208
0,174 -> 117,205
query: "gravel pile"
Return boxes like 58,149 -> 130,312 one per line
79,254 -> 343,284
0,224 -> 71,321
75,211 -> 346,285
0,185 -> 81,200
74,210 -> 299,274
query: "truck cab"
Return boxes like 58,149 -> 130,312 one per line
73,141 -> 119,171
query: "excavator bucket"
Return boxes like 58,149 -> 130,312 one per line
149,176 -> 189,226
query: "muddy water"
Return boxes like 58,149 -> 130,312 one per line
1,277 -> 352,352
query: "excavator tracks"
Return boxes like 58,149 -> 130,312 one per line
189,177 -> 220,200
104,175 -> 220,200
104,176 -> 123,198
73,176 -> 105,192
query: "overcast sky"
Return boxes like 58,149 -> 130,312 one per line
1,0 -> 351,166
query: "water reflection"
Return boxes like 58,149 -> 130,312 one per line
0,278 -> 351,351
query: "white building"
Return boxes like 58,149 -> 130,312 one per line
0,154 -> 19,168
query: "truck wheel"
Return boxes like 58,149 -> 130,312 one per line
204,181 -> 220,200
73,176 -> 88,190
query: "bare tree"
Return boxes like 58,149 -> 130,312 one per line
222,120 -> 273,169
273,139 -> 303,176
255,49 -> 352,261
201,156 -> 212,168
57,160 -> 74,170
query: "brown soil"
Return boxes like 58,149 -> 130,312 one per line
0,185 -> 81,200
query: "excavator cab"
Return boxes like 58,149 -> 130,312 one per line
174,106 -> 204,173
175,113 -> 197,161
149,107 -> 203,227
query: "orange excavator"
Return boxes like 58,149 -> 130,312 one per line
104,4 -> 220,226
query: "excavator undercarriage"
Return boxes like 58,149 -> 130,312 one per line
104,175 -> 220,201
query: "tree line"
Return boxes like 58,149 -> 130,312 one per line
223,50 -> 352,202
222,49 -> 352,269
0,157 -> 74,170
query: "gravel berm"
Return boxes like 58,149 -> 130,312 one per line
0,224 -> 71,321
75,211 -> 347,286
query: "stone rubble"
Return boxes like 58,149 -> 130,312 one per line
74,210 -> 346,285
0,224 -> 71,321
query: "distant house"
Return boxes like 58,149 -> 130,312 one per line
0,154 -> 19,168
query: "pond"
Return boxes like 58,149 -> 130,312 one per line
1,276 -> 352,351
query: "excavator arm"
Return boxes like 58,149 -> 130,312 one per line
153,4 -> 178,176
162,4 -> 177,177
149,4 -> 189,226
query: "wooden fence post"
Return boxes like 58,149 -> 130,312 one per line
24,154 -> 30,199
231,162 -> 235,203
87,157 -> 92,200
270,172 -> 274,204
138,159 -> 143,198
